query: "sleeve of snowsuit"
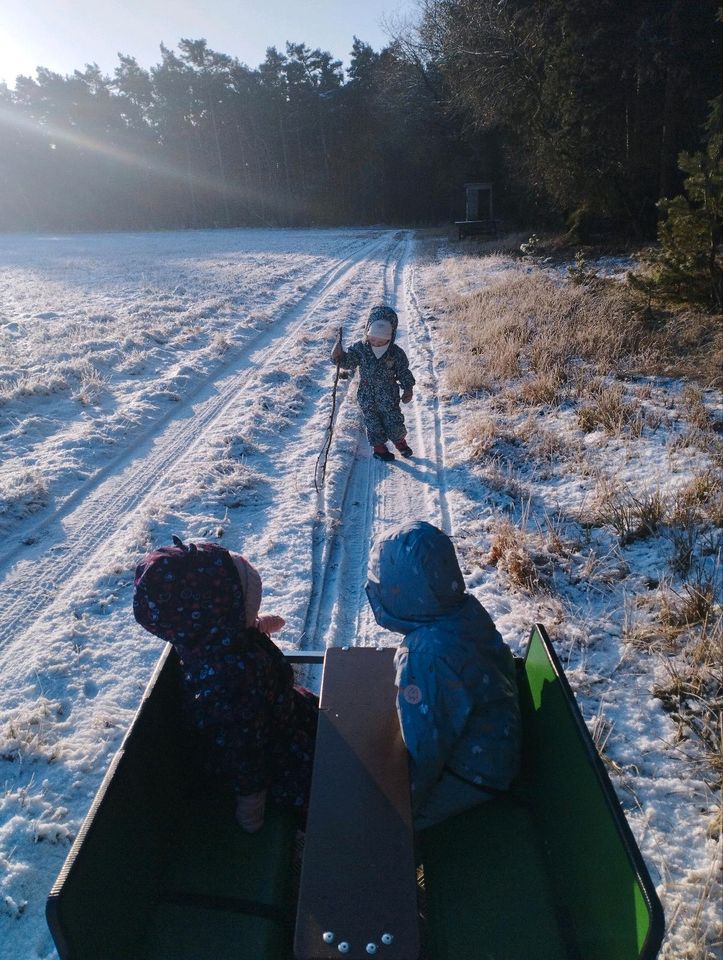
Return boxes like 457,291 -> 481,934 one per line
334,341 -> 363,372
395,639 -> 473,812
392,346 -> 415,392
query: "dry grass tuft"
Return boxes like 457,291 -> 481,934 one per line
0,372 -> 70,403
207,460 -> 257,508
444,365 -> 491,395
440,256 -> 722,398
592,479 -> 667,543
665,473 -> 723,573
576,543 -> 630,584
538,511 -> 580,559
518,367 -> 566,406
443,270 -> 651,395
670,426 -> 723,467
680,385 -> 716,431
516,421 -> 583,465
577,382 -> 645,436
117,348 -> 148,375
625,572 -> 722,787
210,332 -> 232,355
666,513 -> 701,576
0,468 -> 49,533
461,414 -> 498,458
672,471 -> 722,521
0,697 -> 66,763
478,458 -> 527,502
73,365 -> 108,405
592,473 -> 720,567
659,577 -> 718,631
486,517 -> 545,592
652,603 -> 722,787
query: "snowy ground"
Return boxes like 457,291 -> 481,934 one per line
0,227 -> 720,959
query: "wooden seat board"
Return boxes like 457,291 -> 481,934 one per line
294,647 -> 420,960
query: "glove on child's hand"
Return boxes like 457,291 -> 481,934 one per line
236,790 -> 267,833
256,614 -> 285,634
401,388 -> 413,404
331,334 -> 343,363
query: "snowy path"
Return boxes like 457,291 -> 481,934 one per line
4,228 -> 445,958
295,232 -> 452,650
0,229 -> 395,693
0,227 -> 456,710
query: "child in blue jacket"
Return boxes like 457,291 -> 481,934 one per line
366,520 -> 521,830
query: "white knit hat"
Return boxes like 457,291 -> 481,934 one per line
367,318 -> 393,340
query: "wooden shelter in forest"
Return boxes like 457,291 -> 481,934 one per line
455,181 -> 500,239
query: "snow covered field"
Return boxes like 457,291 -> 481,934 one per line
0,227 -> 720,959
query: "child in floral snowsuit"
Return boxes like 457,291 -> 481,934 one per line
133,537 -> 317,832
331,304 -> 415,462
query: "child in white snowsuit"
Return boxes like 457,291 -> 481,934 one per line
331,305 -> 415,462
366,520 -> 521,830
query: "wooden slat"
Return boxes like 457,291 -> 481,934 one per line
294,647 -> 420,960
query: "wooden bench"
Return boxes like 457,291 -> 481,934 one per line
294,647 -> 420,960
455,219 -> 501,240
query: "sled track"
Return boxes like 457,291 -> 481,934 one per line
0,232 -> 395,652
303,232 -> 452,649
355,233 -> 453,641
403,258 -> 452,535
301,233 -> 407,648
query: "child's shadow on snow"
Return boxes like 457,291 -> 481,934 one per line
387,455 -> 439,480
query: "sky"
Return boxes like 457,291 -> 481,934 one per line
0,0 -> 417,86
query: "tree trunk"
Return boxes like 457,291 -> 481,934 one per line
658,1 -> 683,200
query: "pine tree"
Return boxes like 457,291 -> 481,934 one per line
651,96 -> 722,311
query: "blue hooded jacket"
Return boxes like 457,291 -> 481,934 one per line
366,521 -> 521,822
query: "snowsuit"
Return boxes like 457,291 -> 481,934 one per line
366,520 -> 521,830
133,541 -> 317,815
335,306 -> 415,447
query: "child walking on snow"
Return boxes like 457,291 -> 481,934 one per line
133,537 -> 318,833
331,304 -> 415,462
366,520 -> 521,830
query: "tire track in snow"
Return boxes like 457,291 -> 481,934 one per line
0,232 -> 394,656
402,252 -> 452,535
303,232 -> 452,649
355,232 -> 452,641
297,235 -> 408,648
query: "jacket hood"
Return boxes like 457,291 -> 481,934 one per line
364,305 -> 399,346
133,539 -> 246,650
366,521 -> 466,634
